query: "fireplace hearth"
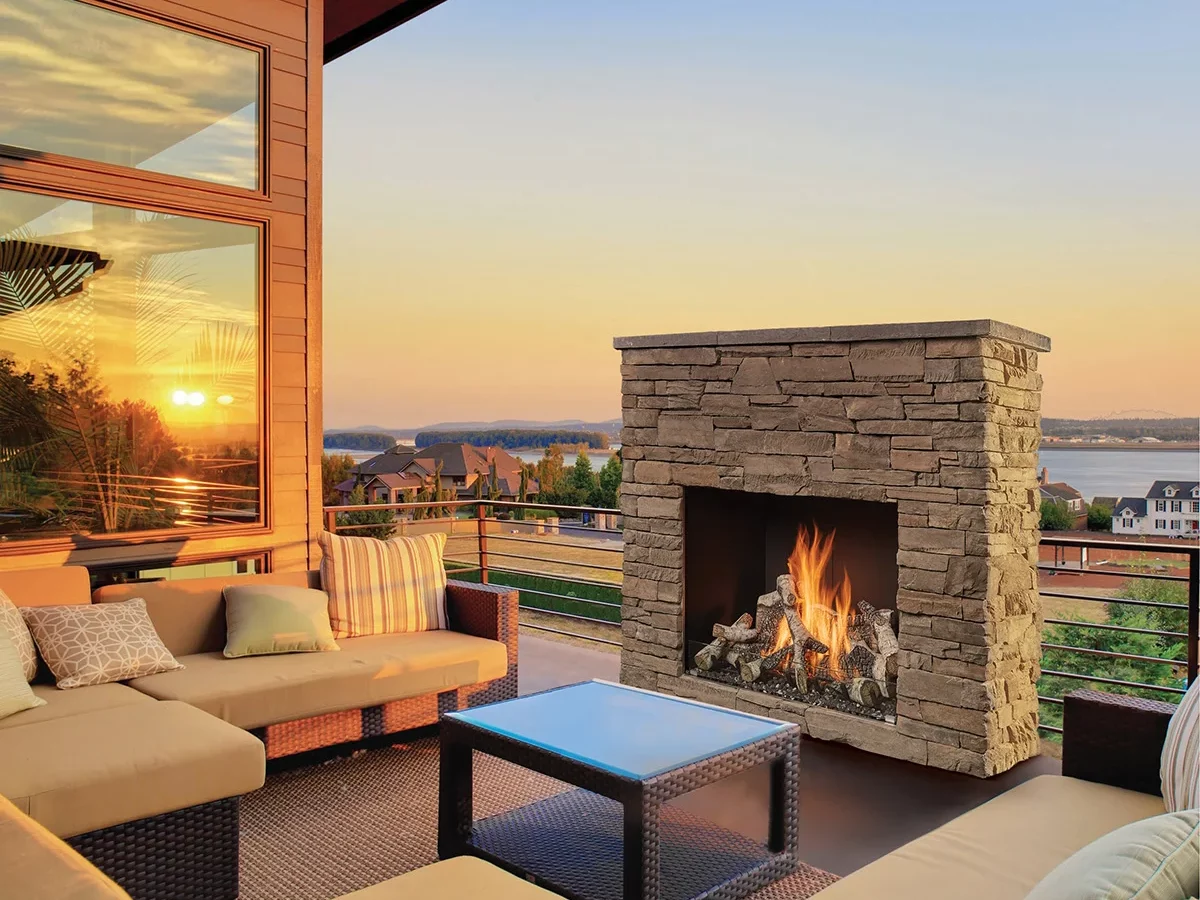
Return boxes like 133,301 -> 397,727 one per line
615,319 -> 1051,776
682,488 -> 900,721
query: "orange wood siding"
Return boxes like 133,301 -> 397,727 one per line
0,0 -> 323,575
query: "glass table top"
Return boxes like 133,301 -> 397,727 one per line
446,680 -> 790,780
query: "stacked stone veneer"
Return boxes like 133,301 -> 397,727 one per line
616,320 -> 1051,777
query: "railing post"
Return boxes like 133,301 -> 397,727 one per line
324,507 -> 337,535
1188,548 -> 1199,686
476,503 -> 489,584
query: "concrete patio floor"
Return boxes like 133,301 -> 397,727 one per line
517,630 -> 1061,878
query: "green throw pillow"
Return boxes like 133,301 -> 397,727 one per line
1026,810 -> 1199,900
223,585 -> 339,659
0,629 -> 44,720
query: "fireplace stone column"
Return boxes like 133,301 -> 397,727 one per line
615,320 -> 1051,776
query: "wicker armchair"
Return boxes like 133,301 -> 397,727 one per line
1061,689 -> 1175,796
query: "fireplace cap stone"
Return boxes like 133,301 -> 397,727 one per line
613,319 -> 1051,352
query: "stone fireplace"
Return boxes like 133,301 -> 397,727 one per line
615,320 -> 1051,776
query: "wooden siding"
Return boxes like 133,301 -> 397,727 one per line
0,0 -> 323,575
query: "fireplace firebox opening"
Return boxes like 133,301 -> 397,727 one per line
684,488 -> 900,722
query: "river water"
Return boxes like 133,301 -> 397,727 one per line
1037,448 -> 1199,502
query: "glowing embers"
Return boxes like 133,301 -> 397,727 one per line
693,524 -> 899,718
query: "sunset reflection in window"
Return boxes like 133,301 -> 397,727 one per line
0,189 -> 261,540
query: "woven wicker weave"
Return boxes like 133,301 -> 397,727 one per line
440,707 -> 802,900
240,737 -> 838,900
1062,688 -> 1176,796
260,581 -> 519,760
67,798 -> 239,900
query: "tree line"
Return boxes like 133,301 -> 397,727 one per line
1043,418 -> 1199,442
527,445 -> 621,510
323,431 -> 397,451
415,429 -> 610,450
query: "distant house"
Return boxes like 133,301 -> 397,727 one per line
1111,481 -> 1200,537
1038,467 -> 1085,514
336,442 -> 535,505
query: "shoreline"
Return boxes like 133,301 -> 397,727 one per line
1040,442 -> 1198,452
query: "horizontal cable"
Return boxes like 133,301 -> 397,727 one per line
1038,590 -> 1188,611
1042,618 -> 1189,640
1041,642 -> 1184,667
482,549 -> 624,573
1038,565 -> 1189,584
1037,724 -> 1064,735
1037,696 -> 1063,706
506,585 -> 621,610
519,620 -> 622,647
485,565 -> 622,591
482,532 -> 623,552
1039,669 -> 1186,694
482,516 -> 625,537
1038,536 -> 1199,556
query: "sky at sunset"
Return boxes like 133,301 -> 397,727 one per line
323,1 -> 1199,429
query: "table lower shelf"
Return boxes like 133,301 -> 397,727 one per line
467,788 -> 794,900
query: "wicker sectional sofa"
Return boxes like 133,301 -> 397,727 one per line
0,565 -> 519,899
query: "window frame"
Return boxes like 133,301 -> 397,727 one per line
87,549 -> 272,590
0,180 -> 273,556
0,0 -> 270,200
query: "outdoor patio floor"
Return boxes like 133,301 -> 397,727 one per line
516,632 -> 1061,879
241,631 -> 1061,899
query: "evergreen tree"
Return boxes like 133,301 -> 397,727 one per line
594,452 -> 623,509
570,450 -> 596,497
515,467 -> 529,521
1039,499 -> 1074,531
335,485 -> 395,540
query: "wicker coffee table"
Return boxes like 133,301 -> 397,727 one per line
438,680 -> 800,900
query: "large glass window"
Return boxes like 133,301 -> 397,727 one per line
0,0 -> 260,189
0,188 -> 261,541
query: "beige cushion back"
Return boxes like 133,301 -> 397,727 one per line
0,567 -> 91,608
93,571 -> 317,657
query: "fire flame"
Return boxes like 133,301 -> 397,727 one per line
769,524 -> 856,680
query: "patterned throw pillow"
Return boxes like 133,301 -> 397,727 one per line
0,590 -> 38,682
1162,677 -> 1200,812
0,630 -> 44,719
22,598 -> 183,689
318,531 -> 448,638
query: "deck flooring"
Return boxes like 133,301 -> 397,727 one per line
517,631 -> 1061,877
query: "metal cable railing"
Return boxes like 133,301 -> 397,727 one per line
1036,536 -> 1199,736
322,500 -> 1200,724
324,498 -> 624,646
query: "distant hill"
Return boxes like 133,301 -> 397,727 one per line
329,418 -> 622,441
1043,418 -> 1199,442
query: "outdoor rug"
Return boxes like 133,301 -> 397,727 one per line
241,736 -> 840,900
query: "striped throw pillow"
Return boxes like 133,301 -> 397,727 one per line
318,531 -> 448,638
1162,677 -> 1200,811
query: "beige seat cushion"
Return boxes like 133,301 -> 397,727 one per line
0,701 -> 265,838
810,775 -> 1167,900
0,793 -> 131,899
127,630 -> 508,729
337,856 -> 558,899
0,683 -> 154,731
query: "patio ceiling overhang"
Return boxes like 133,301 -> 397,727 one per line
325,0 -> 451,63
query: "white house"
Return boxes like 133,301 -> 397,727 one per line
1111,481 -> 1200,537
